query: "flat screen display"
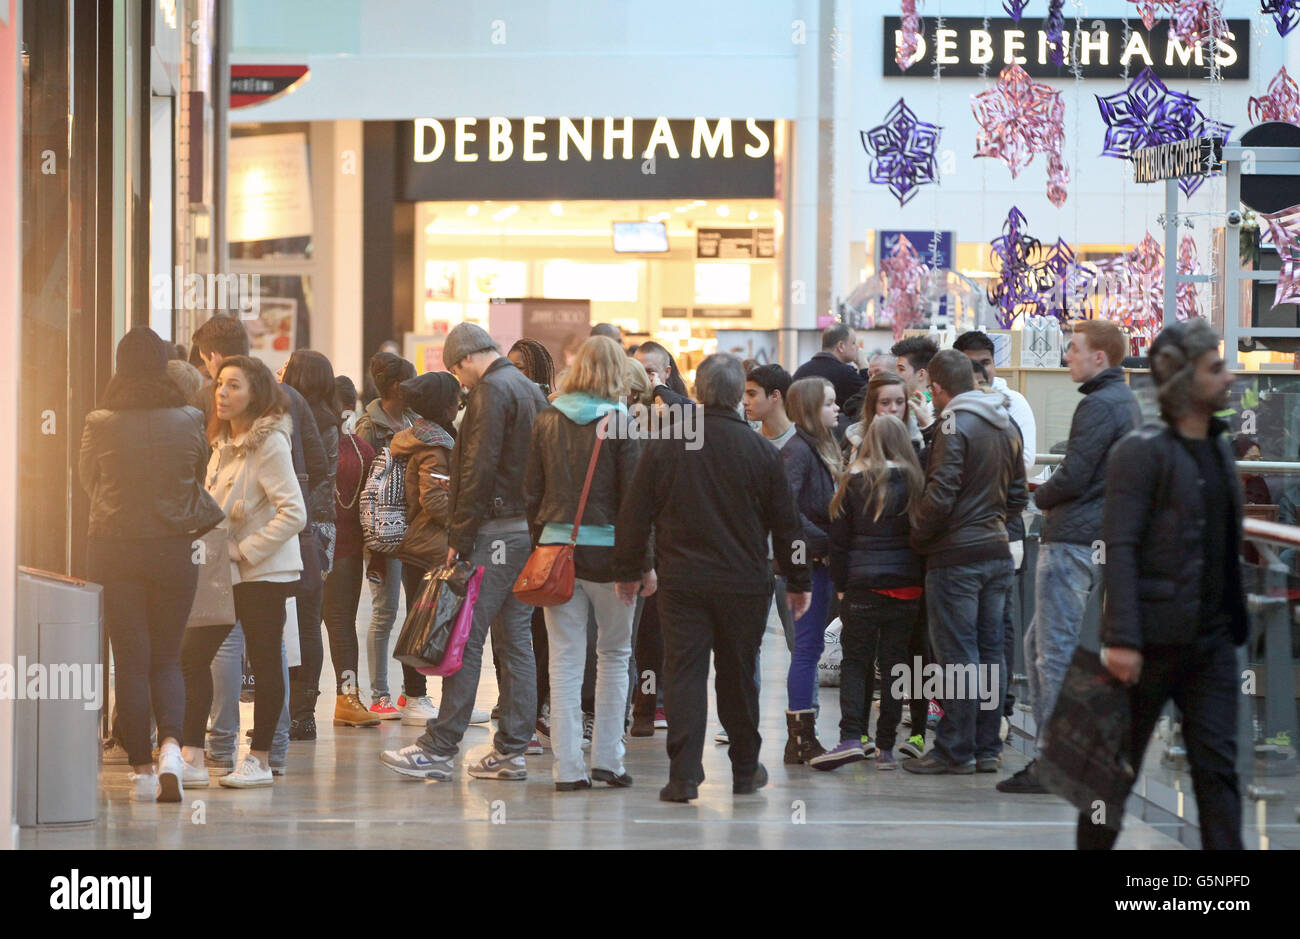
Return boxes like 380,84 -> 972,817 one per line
613,221 -> 669,254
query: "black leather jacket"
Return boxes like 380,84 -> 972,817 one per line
1101,419 -> 1248,650
1034,367 -> 1141,546
912,390 -> 1028,567
448,357 -> 550,555
524,405 -> 649,581
80,406 -> 225,540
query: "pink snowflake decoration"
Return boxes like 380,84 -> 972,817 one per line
1258,203 -> 1300,308
1176,234 -> 1202,320
1249,67 -> 1300,126
972,64 -> 1070,207
880,234 -> 930,338
1095,234 -> 1166,353
1127,0 -> 1179,30
1170,0 -> 1228,47
897,0 -> 920,71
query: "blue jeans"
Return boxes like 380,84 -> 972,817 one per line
925,557 -> 1013,766
418,528 -> 537,758
1024,541 -> 1101,754
786,565 -> 831,710
366,554 -> 402,700
208,625 -> 289,765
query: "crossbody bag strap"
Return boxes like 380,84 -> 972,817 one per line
569,414 -> 610,544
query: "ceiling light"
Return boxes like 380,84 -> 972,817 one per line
716,205 -> 730,217
747,210 -> 759,221
692,200 -> 707,207
492,205 -> 519,222
465,204 -> 479,216
550,202 -> 563,216
674,206 -> 688,213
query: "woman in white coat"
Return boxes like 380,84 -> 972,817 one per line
179,355 -> 306,789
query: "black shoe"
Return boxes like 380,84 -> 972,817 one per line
733,762 -> 768,794
975,756 -> 1000,773
244,728 -> 254,739
289,718 -> 317,741
491,704 -> 501,721
901,753 -> 975,775
659,780 -> 699,803
555,778 -> 592,792
995,760 -> 1049,793
592,767 -> 634,787
629,713 -> 655,737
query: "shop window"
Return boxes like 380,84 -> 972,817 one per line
541,261 -> 640,302
694,263 -> 751,305
467,259 -> 527,301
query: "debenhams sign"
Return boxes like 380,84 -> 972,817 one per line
397,117 -> 777,202
882,17 -> 1250,80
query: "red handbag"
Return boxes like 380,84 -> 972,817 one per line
512,415 -> 609,607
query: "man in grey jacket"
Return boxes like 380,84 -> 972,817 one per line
998,320 -> 1141,794
904,350 -> 1027,775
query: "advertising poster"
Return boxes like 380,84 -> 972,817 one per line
227,132 -> 313,243
521,298 -> 591,369
404,334 -> 448,374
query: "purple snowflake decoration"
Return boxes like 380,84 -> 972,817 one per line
1095,67 -> 1233,196
1261,1 -> 1300,36
1045,0 -> 1066,66
1003,0 -> 1031,20
862,98 -> 942,207
1037,238 -> 1096,322
987,207 -> 1046,327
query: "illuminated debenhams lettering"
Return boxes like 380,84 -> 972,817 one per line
894,26 -> 1239,69
412,117 -> 772,164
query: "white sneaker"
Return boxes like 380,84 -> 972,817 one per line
469,707 -> 490,725
401,695 -> 439,726
157,745 -> 186,803
218,753 -> 273,789
128,772 -> 159,802
180,758 -> 211,788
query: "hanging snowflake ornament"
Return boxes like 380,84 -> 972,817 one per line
1095,233 -> 1166,351
1260,1 -> 1300,37
1170,0 -> 1228,46
880,234 -> 930,338
1249,67 -> 1300,125
1258,203 -> 1300,308
897,0 -> 921,71
987,207 -> 1047,327
1003,0 -> 1031,20
1096,67 -> 1233,196
1176,234 -> 1203,320
973,64 -> 1070,206
1045,0 -> 1066,66
1128,0 -> 1179,30
862,98 -> 942,206
1038,238 -> 1097,321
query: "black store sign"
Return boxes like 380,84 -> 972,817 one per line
398,118 -> 776,201
882,17 -> 1250,80
697,227 -> 776,259
1132,137 -> 1223,183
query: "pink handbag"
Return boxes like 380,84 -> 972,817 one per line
417,565 -> 484,677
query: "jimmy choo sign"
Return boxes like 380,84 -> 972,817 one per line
397,118 -> 777,201
882,17 -> 1250,80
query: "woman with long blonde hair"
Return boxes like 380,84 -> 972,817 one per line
779,376 -> 841,763
814,414 -> 925,771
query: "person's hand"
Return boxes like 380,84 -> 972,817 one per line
227,540 -> 243,562
910,391 -> 934,428
1101,647 -> 1143,685
639,569 -> 658,598
836,592 -> 844,600
615,581 -> 641,606
445,547 -> 458,569
787,591 -> 811,619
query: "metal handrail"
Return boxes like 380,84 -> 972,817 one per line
1035,454 -> 1300,475
1244,518 -> 1300,551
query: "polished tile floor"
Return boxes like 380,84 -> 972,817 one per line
24,601 -> 1182,850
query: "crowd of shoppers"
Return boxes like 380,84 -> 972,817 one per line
79,314 -> 1251,848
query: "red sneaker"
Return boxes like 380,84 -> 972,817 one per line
369,695 -> 402,720
654,707 -> 668,730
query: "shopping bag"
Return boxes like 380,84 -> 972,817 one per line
818,618 -> 843,687
393,561 -> 478,670
1036,646 -> 1136,831
186,529 -> 236,628
418,565 -> 484,678
283,596 -> 301,668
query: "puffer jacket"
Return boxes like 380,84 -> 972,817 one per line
829,466 -> 921,593
448,356 -> 549,555
306,400 -> 340,526
80,405 -> 224,540
206,411 -> 307,583
780,428 -> 837,560
1101,419 -> 1248,650
911,390 -> 1028,568
1034,366 -> 1141,546
524,393 -> 648,583
391,419 -> 454,569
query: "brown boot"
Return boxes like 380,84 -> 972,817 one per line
334,692 -> 381,727
784,709 -> 826,764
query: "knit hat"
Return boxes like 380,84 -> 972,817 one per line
442,322 -> 498,368
115,326 -> 169,379
400,371 -> 461,427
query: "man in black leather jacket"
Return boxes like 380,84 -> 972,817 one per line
1078,318 -> 1247,851
904,350 -> 1027,775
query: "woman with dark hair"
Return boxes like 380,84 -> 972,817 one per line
280,350 -> 341,740
508,338 -> 556,398
180,355 -> 306,789
335,374 -> 360,433
634,340 -> 691,402
80,327 -> 225,803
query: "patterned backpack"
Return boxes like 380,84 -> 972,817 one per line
359,446 -> 409,552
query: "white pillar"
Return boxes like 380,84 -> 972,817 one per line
333,120 -> 365,389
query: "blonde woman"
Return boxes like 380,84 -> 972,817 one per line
524,336 -> 653,790
780,376 -> 841,763
815,415 -> 924,771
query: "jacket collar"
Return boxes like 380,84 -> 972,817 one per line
703,405 -> 746,424
481,355 -> 513,379
1080,366 -> 1125,396
219,411 -> 292,454
365,398 -> 416,432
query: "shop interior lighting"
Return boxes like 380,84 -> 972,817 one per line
747,210 -> 759,221
549,202 -> 564,216
465,204 -> 479,216
716,205 -> 730,217
674,206 -> 688,213
492,205 -> 520,222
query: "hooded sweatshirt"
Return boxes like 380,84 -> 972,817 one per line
390,418 -> 455,567
538,392 -> 627,546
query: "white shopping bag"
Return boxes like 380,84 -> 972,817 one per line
283,596 -> 301,668
818,617 -> 843,687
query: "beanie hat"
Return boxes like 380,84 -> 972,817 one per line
115,326 -> 169,379
442,322 -> 498,368
400,371 -> 461,427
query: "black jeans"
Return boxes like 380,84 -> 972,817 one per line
1002,560 -> 1024,716
322,551 -> 363,694
182,581 -> 292,752
658,587 -> 769,786
88,535 -> 198,766
907,598 -> 931,733
632,591 -> 664,718
531,606 -> 549,713
839,590 -> 919,749
1077,632 -> 1242,850
399,562 -> 431,699
288,531 -> 325,720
